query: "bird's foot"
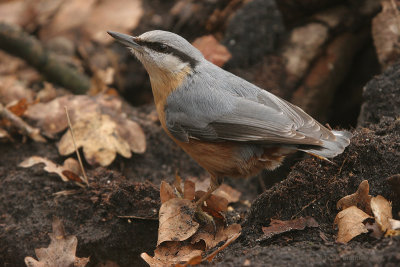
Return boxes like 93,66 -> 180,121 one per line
195,205 -> 216,233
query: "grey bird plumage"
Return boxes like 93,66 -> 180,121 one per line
109,30 -> 352,160
156,33 -> 351,159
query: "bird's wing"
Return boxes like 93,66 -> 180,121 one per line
165,65 -> 335,146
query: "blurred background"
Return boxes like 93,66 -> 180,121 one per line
0,0 -> 390,129
1,1 -> 400,266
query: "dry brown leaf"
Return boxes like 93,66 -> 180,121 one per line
0,75 -> 35,105
59,112 -> 133,166
370,195 -> 393,232
157,198 -> 199,246
39,0 -> 96,41
386,219 -> 400,237
19,156 -> 83,183
25,95 -> 146,166
160,181 -> 176,204
7,98 -> 29,116
215,184 -> 242,203
24,217 -> 89,267
183,180 -> 195,200
146,179 -> 241,266
0,0 -> 27,26
36,82 -> 57,103
337,180 -> 372,215
25,95 -> 121,137
141,242 -> 203,267
89,67 -> 115,95
203,231 -> 241,263
364,218 -> 384,239
39,0 -> 142,44
389,218 -> 400,230
260,217 -> 318,240
84,0 -> 143,44
25,95 -> 93,137
191,223 -> 241,249
334,206 -> 371,243
189,177 -> 241,203
0,102 -> 46,142
192,35 -> 232,67
196,191 -> 228,212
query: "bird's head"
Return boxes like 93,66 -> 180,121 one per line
108,30 -> 204,80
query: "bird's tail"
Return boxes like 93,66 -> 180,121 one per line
300,130 -> 352,159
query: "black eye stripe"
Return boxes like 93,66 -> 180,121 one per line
135,39 -> 198,68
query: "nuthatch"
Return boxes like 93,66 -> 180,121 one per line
108,30 -> 352,205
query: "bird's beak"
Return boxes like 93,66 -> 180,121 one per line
107,31 -> 142,50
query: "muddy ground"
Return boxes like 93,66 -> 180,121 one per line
1,52 -> 400,267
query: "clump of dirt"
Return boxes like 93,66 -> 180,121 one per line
247,118 -> 400,229
358,61 -> 400,127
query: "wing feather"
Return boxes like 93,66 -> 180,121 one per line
165,62 -> 335,147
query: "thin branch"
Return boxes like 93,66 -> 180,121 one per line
64,106 -> 89,186
0,22 -> 90,94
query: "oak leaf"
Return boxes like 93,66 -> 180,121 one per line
19,156 -> 83,183
157,198 -> 199,245
25,95 -> 146,166
24,218 -> 89,267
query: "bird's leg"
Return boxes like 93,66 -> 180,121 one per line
194,176 -> 224,232
195,176 -> 223,207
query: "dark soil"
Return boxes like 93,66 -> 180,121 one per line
1,64 -> 400,267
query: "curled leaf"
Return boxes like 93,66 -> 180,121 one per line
141,242 -> 202,267
337,180 -> 372,215
19,156 -> 82,183
160,181 -> 176,204
370,195 -> 393,232
334,206 -> 371,243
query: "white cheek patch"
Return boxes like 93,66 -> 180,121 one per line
162,54 -> 188,73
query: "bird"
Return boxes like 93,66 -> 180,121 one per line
108,30 -> 352,207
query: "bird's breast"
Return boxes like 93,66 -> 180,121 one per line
169,137 -> 291,178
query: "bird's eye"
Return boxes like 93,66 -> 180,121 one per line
156,43 -> 168,52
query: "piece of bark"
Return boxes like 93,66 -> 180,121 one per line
0,103 -> 46,142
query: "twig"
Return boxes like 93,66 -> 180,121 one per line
117,215 -> 158,220
204,232 -> 241,262
64,107 -> 89,186
291,198 -> 317,219
0,103 -> 46,142
0,22 -> 90,94
337,155 -> 348,175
